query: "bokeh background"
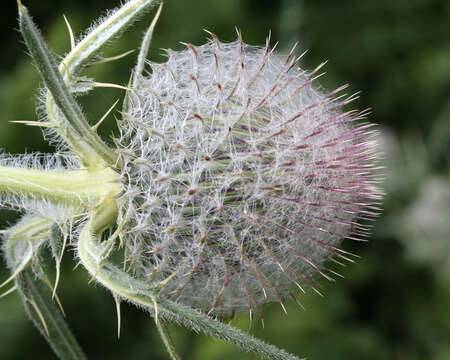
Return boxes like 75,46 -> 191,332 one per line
1,0 -> 449,359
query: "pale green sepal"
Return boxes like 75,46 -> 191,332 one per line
0,241 -> 32,289
133,2 -> 163,87
124,2 -> 163,113
2,215 -> 50,289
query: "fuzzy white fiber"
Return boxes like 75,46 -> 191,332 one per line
116,38 -> 382,316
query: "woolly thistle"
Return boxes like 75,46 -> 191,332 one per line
118,37 -> 382,316
0,1 -> 382,359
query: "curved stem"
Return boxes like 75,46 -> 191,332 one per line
77,208 -> 303,360
18,3 -> 117,168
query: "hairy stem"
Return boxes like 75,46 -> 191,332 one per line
18,2 -> 118,168
0,166 -> 120,207
77,208 -> 303,360
46,0 -> 159,169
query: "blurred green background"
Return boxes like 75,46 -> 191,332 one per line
1,0 -> 449,359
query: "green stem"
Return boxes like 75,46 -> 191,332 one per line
0,166 -> 120,207
77,209 -> 303,360
49,0 -> 159,169
18,3 -> 117,168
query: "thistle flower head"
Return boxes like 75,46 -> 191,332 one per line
117,37 -> 382,315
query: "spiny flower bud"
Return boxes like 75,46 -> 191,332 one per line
117,36 -> 382,316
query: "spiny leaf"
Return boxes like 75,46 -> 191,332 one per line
49,223 -> 67,299
18,3 -> 117,167
0,241 -> 33,289
16,269 -> 87,360
0,285 -> 17,298
4,215 -> 86,360
27,296 -> 50,337
63,15 -> 75,50
113,294 -> 122,339
92,82 -> 131,91
155,319 -> 181,360
9,120 -> 52,127
93,99 -> 119,130
90,49 -> 135,66
133,1 -> 163,86
61,0 -> 161,77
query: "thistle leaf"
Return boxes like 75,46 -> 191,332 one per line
0,241 -> 33,289
61,0 -> 160,77
4,215 -> 86,360
0,285 -> 17,298
18,3 -> 117,168
90,49 -> 135,66
16,269 -> 86,360
155,319 -> 181,360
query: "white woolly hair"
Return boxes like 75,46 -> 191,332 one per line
116,38 -> 382,316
